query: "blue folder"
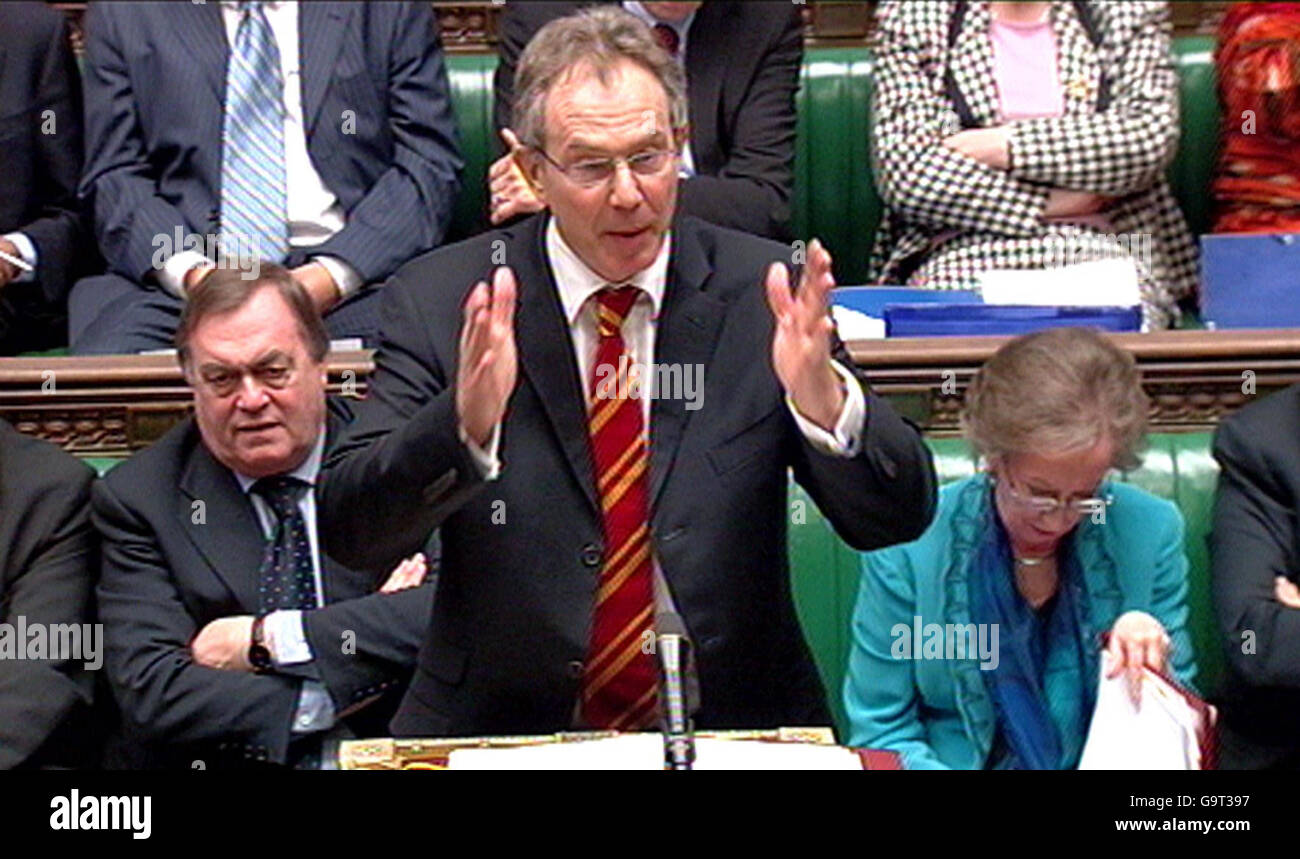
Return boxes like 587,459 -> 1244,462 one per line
883,304 -> 1142,337
1202,233 -> 1300,329
832,286 -> 981,318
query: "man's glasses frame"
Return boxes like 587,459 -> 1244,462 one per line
530,145 -> 679,188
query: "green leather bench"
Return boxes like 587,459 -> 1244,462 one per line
444,36 -> 1220,283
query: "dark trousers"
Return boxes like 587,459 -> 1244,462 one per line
68,270 -> 385,355
0,279 -> 67,355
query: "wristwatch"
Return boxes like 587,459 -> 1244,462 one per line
249,615 -> 273,673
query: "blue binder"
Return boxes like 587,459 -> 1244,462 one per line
1202,233 -> 1300,329
883,304 -> 1142,337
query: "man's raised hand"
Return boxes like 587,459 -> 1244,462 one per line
456,266 -> 519,448
764,238 -> 845,431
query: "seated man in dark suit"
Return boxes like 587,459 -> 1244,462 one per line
0,2 -> 89,354
1211,383 -> 1300,769
69,0 -> 463,355
488,1 -> 801,240
0,418 -> 97,768
94,265 -> 433,768
319,7 -> 936,738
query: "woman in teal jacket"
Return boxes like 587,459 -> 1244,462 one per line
844,328 -> 1196,769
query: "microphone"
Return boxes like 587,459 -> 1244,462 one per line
656,612 -> 695,770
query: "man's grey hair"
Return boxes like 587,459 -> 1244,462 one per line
512,6 -> 689,151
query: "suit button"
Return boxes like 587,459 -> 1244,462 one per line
566,660 -> 585,679
581,543 -> 602,568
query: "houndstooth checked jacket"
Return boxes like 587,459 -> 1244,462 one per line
867,1 -> 1199,329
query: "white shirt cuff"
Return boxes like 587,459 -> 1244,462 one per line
2,232 -> 37,283
263,609 -> 314,666
158,250 -> 213,298
311,254 -> 364,299
786,360 -> 866,457
458,421 -> 502,481
291,680 -> 337,734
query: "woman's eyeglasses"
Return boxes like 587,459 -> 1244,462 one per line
997,471 -> 1114,519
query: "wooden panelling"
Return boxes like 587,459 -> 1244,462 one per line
3,328 -> 1298,458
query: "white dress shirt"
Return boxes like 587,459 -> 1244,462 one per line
159,1 -> 362,299
465,216 -> 867,625
233,427 -> 335,735
1,232 -> 37,283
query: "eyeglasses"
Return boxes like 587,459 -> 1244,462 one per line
996,471 -> 1114,519
532,146 -> 677,187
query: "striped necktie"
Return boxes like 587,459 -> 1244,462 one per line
580,286 -> 658,731
220,1 -> 289,263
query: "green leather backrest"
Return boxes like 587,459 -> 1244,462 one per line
791,432 -> 1223,738
444,36 -> 1219,277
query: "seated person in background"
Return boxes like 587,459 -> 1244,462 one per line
869,1 -> 1198,330
0,2 -> 90,354
489,1 -> 801,240
0,418 -> 97,768
1212,4 -> 1300,232
845,327 -> 1196,769
94,266 -> 432,769
69,0 -> 462,355
1210,383 -> 1300,769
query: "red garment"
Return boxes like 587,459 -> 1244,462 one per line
1214,3 -> 1300,232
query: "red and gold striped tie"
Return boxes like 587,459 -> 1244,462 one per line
580,286 -> 658,731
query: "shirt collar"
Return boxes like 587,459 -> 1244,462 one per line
545,215 -> 670,327
222,1 -> 288,12
233,422 -> 326,496
623,2 -> 696,41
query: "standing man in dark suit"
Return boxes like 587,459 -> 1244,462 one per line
70,1 -> 463,355
1211,383 -> 1300,769
0,419 -> 97,769
319,8 -> 935,738
0,2 -> 89,354
488,1 -> 801,240
94,266 -> 433,768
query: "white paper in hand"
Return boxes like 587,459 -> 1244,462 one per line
1078,660 -> 1210,770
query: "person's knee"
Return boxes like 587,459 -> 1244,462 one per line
68,274 -> 168,355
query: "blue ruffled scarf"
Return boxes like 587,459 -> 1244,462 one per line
967,502 -> 1098,770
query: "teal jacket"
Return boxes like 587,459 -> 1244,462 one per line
843,473 -> 1197,770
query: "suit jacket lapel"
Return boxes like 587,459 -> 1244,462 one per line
177,428 -> 265,612
648,219 -> 727,510
316,403 -> 357,601
169,1 -> 228,108
299,1 -> 353,137
948,2 -> 1001,127
516,218 -> 601,519
1053,2 -> 1104,118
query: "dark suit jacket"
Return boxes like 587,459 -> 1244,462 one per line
0,2 -> 87,310
1211,384 -> 1300,768
493,1 -> 801,241
79,0 -> 463,287
93,398 -> 433,768
0,418 -> 96,769
319,213 -> 938,738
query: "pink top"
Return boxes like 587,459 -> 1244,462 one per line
989,13 -> 1063,121
990,11 -> 1113,233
